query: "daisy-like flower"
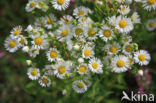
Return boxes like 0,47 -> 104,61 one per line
39,76 -> 51,87
82,46 -> 94,59
98,25 -> 114,42
10,26 -> 22,37
89,57 -> 103,74
44,65 -> 55,76
78,17 -> 93,27
111,55 -> 130,73
4,36 -> 20,53
18,35 -> 28,47
72,80 -> 87,93
134,50 -> 151,66
25,0 -> 38,12
105,43 -> 121,55
51,0 -> 70,11
142,0 -> 156,11
131,12 -> 141,24
146,19 -> 156,31
77,63 -> 88,75
27,67 -> 40,80
115,15 -> 134,34
34,17 -> 45,27
85,27 -> 98,40
31,34 -> 48,49
118,5 -> 130,15
28,46 -> 40,58
107,15 -> 116,26
73,25 -> 85,38
122,35 -> 132,43
122,43 -> 134,55
46,48 -> 60,62
127,55 -> 134,67
73,6 -> 92,19
44,14 -> 56,29
56,25 -> 72,42
53,61 -> 71,79
59,15 -> 73,27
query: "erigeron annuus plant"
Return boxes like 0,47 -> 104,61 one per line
4,0 -> 156,94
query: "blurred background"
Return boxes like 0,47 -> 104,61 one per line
0,0 -> 156,103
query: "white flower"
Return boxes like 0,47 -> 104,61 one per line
111,55 -> 130,73
56,25 -> 73,42
51,0 -> 70,11
78,58 -> 84,63
142,0 -> 156,11
98,25 -> 114,42
107,15 -> 116,26
72,80 -> 87,93
122,43 -> 134,55
73,6 -> 92,19
31,34 -> 48,50
22,46 -> 30,52
77,63 -> 88,75
25,0 -> 38,12
59,15 -> 73,27
4,36 -> 20,53
131,12 -> 141,24
53,61 -> 71,79
82,46 -> 94,59
28,46 -> 40,58
105,43 -> 121,55
73,44 -> 80,50
39,76 -> 51,87
134,50 -> 151,66
84,27 -> 98,40
138,70 -> 144,76
46,48 -> 60,62
25,25 -> 33,33
122,35 -> 132,43
18,35 -> 28,47
10,26 -> 22,38
73,25 -> 85,39
115,15 -> 134,34
146,19 -> 156,31
89,57 -> 103,74
118,5 -> 130,15
27,67 -> 40,80
43,65 -> 55,76
44,14 -> 56,29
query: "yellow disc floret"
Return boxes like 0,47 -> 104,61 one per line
138,54 -> 146,61
34,37 -> 43,45
117,60 -> 125,67
58,66 -> 66,74
119,20 -> 127,28
9,40 -> 16,48
92,62 -> 99,69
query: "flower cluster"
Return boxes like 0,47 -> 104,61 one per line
4,0 -> 154,93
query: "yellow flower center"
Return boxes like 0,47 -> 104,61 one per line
34,37 -> 43,45
47,18 -> 53,24
82,17 -> 86,22
78,11 -> 85,16
14,29 -> 21,36
84,49 -> 91,57
121,8 -> 126,12
77,82 -> 84,88
64,19 -> 70,24
109,46 -> 117,53
30,2 -> 36,8
147,0 -> 155,5
123,37 -> 129,42
119,20 -> 127,28
20,38 -> 25,44
42,77 -> 49,84
61,30 -> 68,37
58,66 -> 66,74
149,22 -> 155,27
78,66 -> 86,73
9,40 -> 16,48
138,54 -> 146,61
103,30 -> 111,37
57,0 -> 65,5
50,51 -> 58,58
92,62 -> 99,69
38,3 -> 43,7
31,69 -> 38,76
128,58 -> 133,65
125,45 -> 133,52
88,29 -> 96,37
117,60 -> 125,67
75,28 -> 83,36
